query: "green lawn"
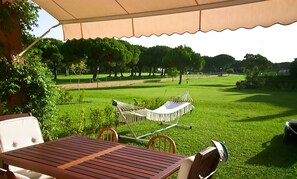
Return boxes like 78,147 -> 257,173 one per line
57,75 -> 297,178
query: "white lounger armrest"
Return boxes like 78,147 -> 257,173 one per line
177,155 -> 195,179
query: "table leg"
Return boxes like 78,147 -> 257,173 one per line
0,161 -> 9,170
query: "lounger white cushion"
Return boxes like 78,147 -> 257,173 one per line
0,116 -> 53,179
0,116 -> 44,152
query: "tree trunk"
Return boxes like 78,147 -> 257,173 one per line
179,70 -> 183,85
120,68 -> 124,77
130,66 -> 134,76
92,65 -> 98,79
0,2 -> 25,111
114,67 -> 118,77
53,61 -> 58,80
138,66 -> 142,76
161,68 -> 165,76
0,2 -> 22,63
65,66 -> 69,76
53,65 -> 57,80
108,70 -> 112,77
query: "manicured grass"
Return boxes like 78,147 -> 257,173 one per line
57,75 -> 297,178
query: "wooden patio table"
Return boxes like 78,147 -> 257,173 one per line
0,136 -> 185,179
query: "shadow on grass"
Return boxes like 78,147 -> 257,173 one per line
189,84 -> 234,88
246,134 -> 297,168
236,109 -> 297,122
224,88 -> 297,122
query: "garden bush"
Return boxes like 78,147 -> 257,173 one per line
49,105 -> 118,138
57,87 -> 73,104
0,57 -> 58,140
138,97 -> 167,109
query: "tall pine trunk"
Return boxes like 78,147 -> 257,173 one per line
0,2 -> 22,63
179,70 -> 183,85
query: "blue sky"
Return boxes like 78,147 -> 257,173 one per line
32,9 -> 297,63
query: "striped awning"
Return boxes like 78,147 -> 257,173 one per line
32,0 -> 297,40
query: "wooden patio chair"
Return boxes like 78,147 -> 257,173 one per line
97,128 -> 119,142
177,140 -> 229,179
147,135 -> 176,154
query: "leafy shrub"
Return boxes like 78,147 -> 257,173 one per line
167,68 -> 179,81
78,108 -> 86,135
78,90 -> 85,103
89,108 -> 103,134
0,57 -> 58,140
226,68 -> 234,74
57,87 -> 73,104
103,105 -> 118,128
237,76 -> 297,90
236,80 -> 256,89
51,105 -> 118,138
138,97 -> 167,109
47,112 -> 75,139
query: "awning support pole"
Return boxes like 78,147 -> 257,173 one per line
17,23 -> 61,57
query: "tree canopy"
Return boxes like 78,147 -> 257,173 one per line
164,45 -> 204,84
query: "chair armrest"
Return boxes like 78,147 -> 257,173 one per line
177,156 -> 195,179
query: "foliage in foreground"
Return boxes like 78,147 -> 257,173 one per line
0,57 -> 58,140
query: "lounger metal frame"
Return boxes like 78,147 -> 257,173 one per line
113,100 -> 192,142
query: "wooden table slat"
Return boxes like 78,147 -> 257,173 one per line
11,148 -> 70,165
71,164 -> 145,179
99,153 -> 168,172
123,146 -> 183,160
112,149 -> 181,164
4,152 -> 60,167
82,158 -> 155,178
33,144 -> 87,160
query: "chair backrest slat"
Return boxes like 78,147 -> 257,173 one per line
97,128 -> 118,143
147,135 -> 176,154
